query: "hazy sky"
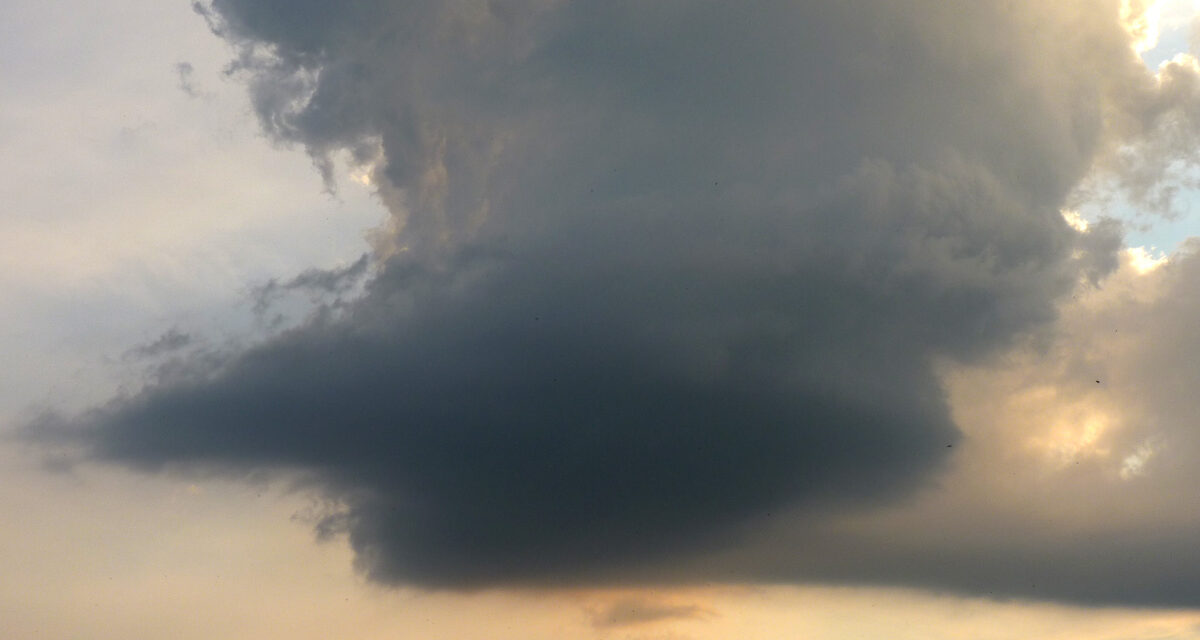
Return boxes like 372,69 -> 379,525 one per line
8,1 -> 1200,638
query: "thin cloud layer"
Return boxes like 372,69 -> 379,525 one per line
35,0 -> 1200,600
588,596 -> 711,629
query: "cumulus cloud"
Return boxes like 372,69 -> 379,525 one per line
32,0 -> 1200,602
711,245 -> 1200,606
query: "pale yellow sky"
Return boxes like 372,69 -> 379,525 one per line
5,444 -> 1200,640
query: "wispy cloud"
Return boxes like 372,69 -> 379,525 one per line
587,597 -> 713,629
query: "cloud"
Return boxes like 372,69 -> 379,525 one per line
174,61 -> 204,99
122,328 -> 194,361
1081,48 -> 1200,214
708,245 -> 1200,606
588,597 -> 711,629
53,243 -> 966,585
32,0 -> 1200,602
250,252 -> 370,318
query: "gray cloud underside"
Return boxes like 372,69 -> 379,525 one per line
74,244 -> 965,585
724,252 -> 1200,608
40,0 -> 1200,603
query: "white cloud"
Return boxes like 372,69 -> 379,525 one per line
1127,245 -> 1170,273
1120,436 -> 1163,479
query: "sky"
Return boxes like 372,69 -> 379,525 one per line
8,1 -> 1200,638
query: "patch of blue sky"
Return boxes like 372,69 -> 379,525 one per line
1140,24 -> 1192,69
1093,193 -> 1199,256
1080,21 -> 1200,256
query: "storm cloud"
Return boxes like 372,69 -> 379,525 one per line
714,244 -> 1200,607
35,0 -> 1200,600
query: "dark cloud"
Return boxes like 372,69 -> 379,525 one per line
64,247 -> 964,585
1076,217 -> 1126,286
35,0 -> 1199,602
